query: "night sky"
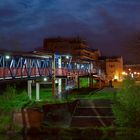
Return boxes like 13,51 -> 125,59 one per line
0,0 -> 140,63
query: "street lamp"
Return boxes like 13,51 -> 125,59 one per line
43,77 -> 48,81
5,55 -> 10,60
66,55 -> 70,59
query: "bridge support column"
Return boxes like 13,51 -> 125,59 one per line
58,78 -> 62,99
57,56 -> 62,98
27,80 -> 32,99
52,54 -> 56,96
99,79 -> 102,89
89,76 -> 93,88
75,74 -> 79,88
88,77 -> 90,87
36,82 -> 40,101
78,76 -> 80,89
65,78 -> 67,89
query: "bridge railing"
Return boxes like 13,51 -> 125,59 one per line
0,67 -> 90,80
55,68 -> 89,77
0,54 -> 99,80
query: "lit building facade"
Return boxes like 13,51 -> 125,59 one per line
105,56 -> 123,81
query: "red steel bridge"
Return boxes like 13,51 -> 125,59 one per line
0,52 -> 102,81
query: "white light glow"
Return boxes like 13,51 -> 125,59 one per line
66,55 -> 69,59
43,77 -> 48,81
5,55 -> 10,60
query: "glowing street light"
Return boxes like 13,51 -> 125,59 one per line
43,77 -> 48,81
5,55 -> 10,60
114,75 -> 119,80
122,71 -> 128,75
134,72 -> 137,75
66,55 -> 70,59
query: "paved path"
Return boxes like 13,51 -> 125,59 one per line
71,99 -> 114,127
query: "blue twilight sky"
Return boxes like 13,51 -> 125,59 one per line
0,0 -> 140,63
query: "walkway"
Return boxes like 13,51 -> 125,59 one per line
71,99 -> 114,127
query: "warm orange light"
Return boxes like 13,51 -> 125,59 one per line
134,72 -> 137,74
122,71 -> 128,75
128,68 -> 131,71
114,75 -> 119,80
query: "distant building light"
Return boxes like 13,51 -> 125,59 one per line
134,72 -> 137,74
128,68 -> 131,71
5,55 -> 10,60
122,71 -> 128,75
131,73 -> 134,78
114,75 -> 119,80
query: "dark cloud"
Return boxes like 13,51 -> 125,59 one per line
0,0 -> 140,63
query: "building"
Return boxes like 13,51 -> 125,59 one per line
105,56 -> 123,81
35,37 -> 123,81
124,64 -> 140,73
123,64 -> 140,79
42,37 -> 101,61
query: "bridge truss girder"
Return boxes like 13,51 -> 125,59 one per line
0,55 -> 51,80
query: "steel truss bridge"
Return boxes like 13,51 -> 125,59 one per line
0,52 -> 101,81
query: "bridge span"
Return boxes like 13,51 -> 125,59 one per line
0,51 -> 105,100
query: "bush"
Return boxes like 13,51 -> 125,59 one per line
113,77 -> 140,128
0,88 -> 30,111
0,85 -> 30,132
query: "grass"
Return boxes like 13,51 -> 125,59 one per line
30,87 -> 116,106
88,88 -> 116,100
80,77 -> 89,88
112,77 -> 140,128
67,89 -> 115,101
31,87 -> 53,101
0,85 -> 30,133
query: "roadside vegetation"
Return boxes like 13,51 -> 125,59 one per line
0,85 -> 30,133
0,76 -> 140,137
113,76 -> 140,128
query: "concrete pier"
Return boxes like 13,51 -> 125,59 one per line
36,82 -> 40,101
27,80 -> 32,99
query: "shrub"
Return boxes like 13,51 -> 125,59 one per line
113,77 -> 140,128
0,85 -> 30,132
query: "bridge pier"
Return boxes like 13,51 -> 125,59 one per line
78,76 -> 80,89
36,82 -> 40,101
27,80 -> 32,99
89,75 -> 94,88
52,54 -> 56,96
75,74 -> 79,88
57,56 -> 62,98
58,78 -> 62,99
